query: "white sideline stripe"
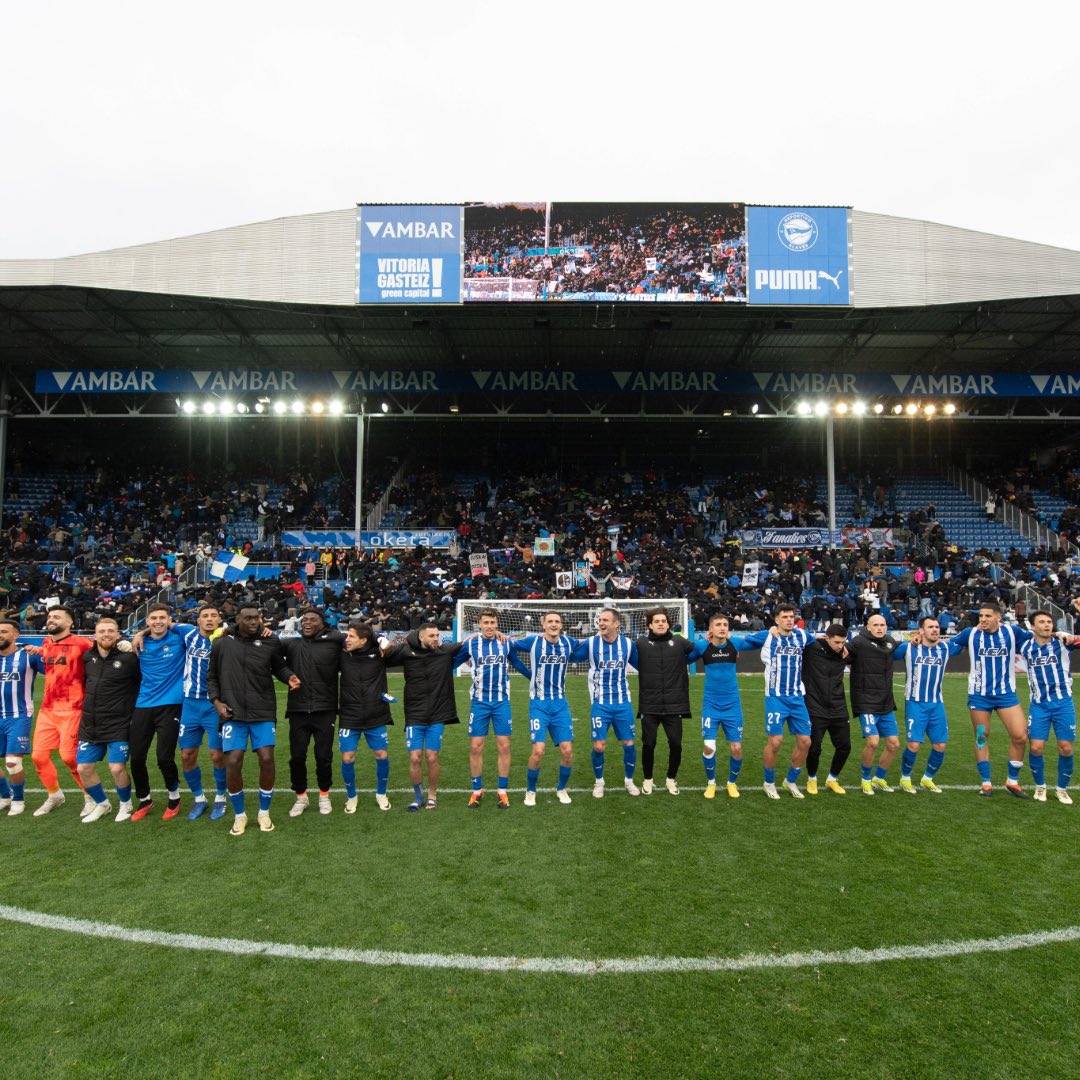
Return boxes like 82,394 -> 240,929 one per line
0,903 -> 1077,975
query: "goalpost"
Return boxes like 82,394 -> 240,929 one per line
454,598 -> 692,674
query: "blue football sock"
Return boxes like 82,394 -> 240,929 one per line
860,764 -> 873,782
527,768 -> 540,793
977,759 -> 992,785
729,757 -> 743,783
497,775 -> 509,791
1007,759 -> 1022,784
341,761 -> 357,798
925,748 -> 945,778
86,782 -> 107,805
117,784 -> 132,803
900,749 -> 918,778
1029,752 -> 1045,786
183,766 -> 204,798
412,783 -> 423,802
375,757 -> 389,796
230,790 -> 245,815
557,765 -> 572,790
12,782 -> 24,801
763,767 -> 776,785
1059,753 -> 1074,790
258,788 -> 273,812
702,752 -> 716,783
622,745 -> 637,780
0,777 -> 10,799
591,750 -> 605,780
471,775 -> 483,791
212,766 -> 227,797
874,765 -> 889,781
785,765 -> 801,784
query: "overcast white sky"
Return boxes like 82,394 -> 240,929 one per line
3,1 -> 1077,258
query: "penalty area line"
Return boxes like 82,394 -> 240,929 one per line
0,903 -> 1078,975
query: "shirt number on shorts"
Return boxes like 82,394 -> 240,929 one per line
222,725 -> 233,739
767,712 -> 781,727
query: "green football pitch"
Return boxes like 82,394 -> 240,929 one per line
2,673 -> 1077,1080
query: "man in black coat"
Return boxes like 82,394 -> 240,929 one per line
634,608 -> 701,796
339,622 -> 394,813
801,624 -> 851,795
281,609 -> 343,818
382,622 -> 463,811
848,613 -> 902,795
76,617 -> 140,823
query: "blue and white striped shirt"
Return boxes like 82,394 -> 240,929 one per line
181,626 -> 214,701
460,635 -> 513,703
586,634 -> 639,706
0,649 -> 37,721
747,628 -> 813,697
893,640 -> 962,704
512,634 -> 582,700
954,625 -> 1031,697
1019,637 -> 1074,704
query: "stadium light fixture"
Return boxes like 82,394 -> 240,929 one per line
254,402 -> 266,414
852,401 -> 867,416
813,401 -> 828,417
449,404 -> 460,414
290,400 -> 305,415
328,398 -> 344,416
202,401 -> 216,416
236,402 -> 249,414
750,402 -> 759,415
796,401 -> 811,416
380,401 -> 390,414
943,402 -> 957,415
272,401 -> 288,415
181,400 -> 197,415
924,403 -> 937,416
219,400 -> 235,416
311,400 -> 326,415
905,402 -> 919,416
834,401 -> 849,415
892,404 -> 903,415
872,403 -> 885,415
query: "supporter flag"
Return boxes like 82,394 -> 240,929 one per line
742,561 -> 760,588
534,537 -> 555,557
470,553 -> 490,577
210,550 -> 250,582
555,571 -> 573,590
612,575 -> 634,591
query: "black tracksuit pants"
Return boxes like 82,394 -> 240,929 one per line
641,714 -> 684,780
288,710 -> 336,794
130,704 -> 181,801
807,714 -> 852,779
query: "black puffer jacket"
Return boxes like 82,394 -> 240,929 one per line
207,633 -> 294,723
633,630 -> 696,718
282,628 -> 342,716
847,629 -> 899,716
339,638 -> 393,729
801,639 -> 849,720
382,630 -> 461,725
79,647 -> 141,743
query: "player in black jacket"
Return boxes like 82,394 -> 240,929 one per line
339,622 -> 394,812
281,609 -> 343,818
801,624 -> 851,795
76,617 -> 140,823
847,613 -> 902,795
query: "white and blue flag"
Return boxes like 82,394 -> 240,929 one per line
210,551 -> 250,582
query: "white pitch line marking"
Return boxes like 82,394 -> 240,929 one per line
0,903 -> 1078,975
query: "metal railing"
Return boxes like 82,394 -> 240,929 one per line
365,457 -> 412,531
124,556 -> 208,632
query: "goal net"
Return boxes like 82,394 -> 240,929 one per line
454,598 -> 692,675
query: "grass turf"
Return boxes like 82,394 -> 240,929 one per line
1,673 -> 1077,1079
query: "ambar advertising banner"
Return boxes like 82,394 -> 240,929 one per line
357,205 -> 463,304
747,206 -> 850,306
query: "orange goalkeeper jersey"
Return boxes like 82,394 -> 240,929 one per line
39,633 -> 93,717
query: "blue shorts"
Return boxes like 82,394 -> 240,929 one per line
76,740 -> 130,764
702,708 -> 744,744
221,721 -> 276,752
528,699 -> 573,746
1028,699 -> 1077,742
339,725 -> 390,753
968,691 -> 1021,711
0,715 -> 31,756
468,699 -> 512,738
178,699 -> 223,752
764,695 -> 811,737
904,701 -> 949,745
590,703 -> 635,743
859,711 -> 900,739
405,723 -> 445,752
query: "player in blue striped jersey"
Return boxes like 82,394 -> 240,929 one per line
0,619 -> 39,816
950,602 -> 1033,797
586,608 -> 642,798
746,604 -> 815,799
460,610 -> 529,810
892,616 -> 966,794
1021,610 -> 1075,804
510,612 -> 584,806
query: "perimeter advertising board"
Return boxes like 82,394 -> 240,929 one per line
747,206 -> 850,305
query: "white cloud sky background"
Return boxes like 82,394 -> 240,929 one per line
2,1 -> 1077,258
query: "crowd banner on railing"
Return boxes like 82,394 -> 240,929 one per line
738,528 -> 842,548
746,206 -> 851,306
281,530 -> 455,549
840,527 -> 895,548
356,205 -> 463,304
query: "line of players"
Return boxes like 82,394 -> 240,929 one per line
0,599 -> 1074,833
